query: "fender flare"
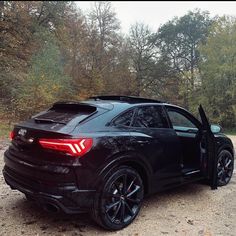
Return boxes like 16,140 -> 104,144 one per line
217,144 -> 234,157
94,151 -> 153,194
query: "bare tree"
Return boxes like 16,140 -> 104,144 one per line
128,23 -> 156,96
89,1 -> 120,51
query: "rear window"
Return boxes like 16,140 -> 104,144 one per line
33,103 -> 97,124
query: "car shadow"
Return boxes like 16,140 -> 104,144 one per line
8,182 -> 209,234
144,182 -> 208,204
12,196 -> 99,234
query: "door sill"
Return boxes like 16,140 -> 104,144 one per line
182,168 -> 200,176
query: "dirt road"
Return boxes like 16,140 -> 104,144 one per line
0,136 -> 235,236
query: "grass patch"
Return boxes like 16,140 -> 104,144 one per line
224,129 -> 236,136
0,121 -> 13,139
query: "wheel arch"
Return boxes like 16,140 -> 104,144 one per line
217,144 -> 234,158
97,151 -> 152,195
119,160 -> 149,195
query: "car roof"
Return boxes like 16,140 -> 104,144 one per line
83,96 -> 166,110
89,95 -> 164,104
54,96 -> 183,111
85,97 -> 192,115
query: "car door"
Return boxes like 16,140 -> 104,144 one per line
129,105 -> 183,192
165,105 -> 202,173
198,105 -> 217,189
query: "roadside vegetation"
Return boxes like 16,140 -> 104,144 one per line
0,1 -> 235,132
0,122 -> 12,139
225,129 -> 236,136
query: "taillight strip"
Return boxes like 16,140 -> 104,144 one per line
38,138 -> 93,157
40,140 -> 75,153
80,139 -> 85,149
74,144 -> 82,153
10,131 -> 15,140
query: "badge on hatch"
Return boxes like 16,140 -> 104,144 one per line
18,128 -> 27,136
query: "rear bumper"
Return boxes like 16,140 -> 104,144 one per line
3,151 -> 96,214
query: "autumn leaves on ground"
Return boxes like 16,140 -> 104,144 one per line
0,136 -> 235,235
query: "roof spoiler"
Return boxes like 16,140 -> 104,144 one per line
89,95 -> 164,103
51,101 -> 97,112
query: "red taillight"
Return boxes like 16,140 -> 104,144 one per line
10,131 -> 15,140
38,138 -> 93,157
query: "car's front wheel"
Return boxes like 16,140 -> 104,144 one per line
217,150 -> 234,186
92,166 -> 144,230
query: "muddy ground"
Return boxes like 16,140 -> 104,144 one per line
0,136 -> 235,236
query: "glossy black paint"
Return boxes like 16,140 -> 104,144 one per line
3,97 -> 235,214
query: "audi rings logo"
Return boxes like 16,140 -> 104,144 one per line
18,129 -> 27,136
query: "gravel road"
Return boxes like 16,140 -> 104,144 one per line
0,136 -> 235,236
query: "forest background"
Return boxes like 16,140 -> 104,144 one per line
0,1 -> 235,136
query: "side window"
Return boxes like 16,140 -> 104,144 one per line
113,109 -> 134,127
133,106 -> 168,128
167,110 -> 197,131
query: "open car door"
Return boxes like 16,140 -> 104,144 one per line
198,105 -> 218,189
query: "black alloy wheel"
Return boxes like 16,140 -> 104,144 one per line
217,150 -> 234,186
92,166 -> 144,230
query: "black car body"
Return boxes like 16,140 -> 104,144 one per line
3,96 -> 234,230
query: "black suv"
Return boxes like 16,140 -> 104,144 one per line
3,96 -> 234,230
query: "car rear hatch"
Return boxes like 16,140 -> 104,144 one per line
8,102 -> 102,164
4,102 -> 107,191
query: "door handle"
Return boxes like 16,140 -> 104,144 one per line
186,129 -> 197,134
137,140 -> 149,144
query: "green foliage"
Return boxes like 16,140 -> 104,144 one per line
0,121 -> 12,139
224,129 -> 236,135
0,1 -> 35,112
199,17 -> 236,128
0,2 -> 235,130
15,32 -> 71,118
128,23 -> 156,96
156,9 -> 213,108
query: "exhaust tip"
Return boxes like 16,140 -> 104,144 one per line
44,203 -> 60,213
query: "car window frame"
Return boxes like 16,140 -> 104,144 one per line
109,107 -> 136,128
165,105 -> 202,132
131,104 -> 170,129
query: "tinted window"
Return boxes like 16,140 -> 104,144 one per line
133,106 -> 168,128
33,104 -> 96,124
113,109 -> 134,127
167,110 -> 197,130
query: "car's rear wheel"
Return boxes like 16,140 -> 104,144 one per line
92,166 -> 144,230
217,150 -> 234,186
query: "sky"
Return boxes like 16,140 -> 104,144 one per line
75,1 -> 236,34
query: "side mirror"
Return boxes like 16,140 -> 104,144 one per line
210,124 -> 222,133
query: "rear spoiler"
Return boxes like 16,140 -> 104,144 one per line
52,101 -> 113,111
51,101 -> 97,112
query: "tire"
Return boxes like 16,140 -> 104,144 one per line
91,166 -> 144,230
217,150 -> 234,186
